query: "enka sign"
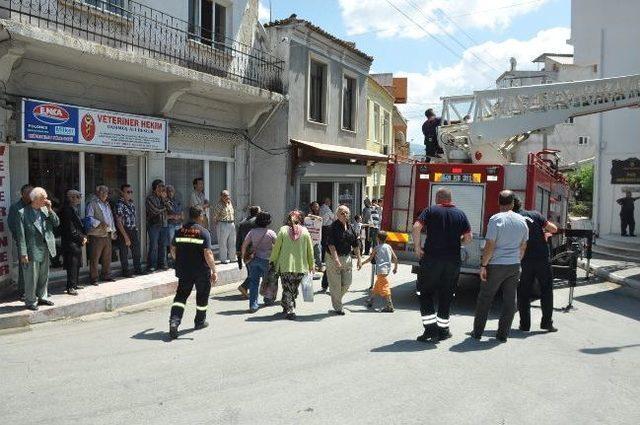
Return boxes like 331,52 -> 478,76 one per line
22,98 -> 168,152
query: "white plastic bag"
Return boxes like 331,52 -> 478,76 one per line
301,273 -> 314,302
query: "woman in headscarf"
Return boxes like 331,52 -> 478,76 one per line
270,210 -> 315,320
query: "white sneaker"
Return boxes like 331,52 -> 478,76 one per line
222,260 -> 230,264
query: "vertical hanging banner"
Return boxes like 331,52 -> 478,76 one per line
0,145 -> 11,284
21,98 -> 168,152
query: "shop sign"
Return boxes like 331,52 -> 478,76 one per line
611,158 -> 640,184
21,98 -> 167,152
0,145 -> 11,284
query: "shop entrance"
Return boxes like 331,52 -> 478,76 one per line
298,180 -> 362,216
26,147 -> 145,272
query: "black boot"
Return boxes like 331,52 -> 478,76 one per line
437,327 -> 452,341
169,318 -> 180,339
417,325 -> 437,343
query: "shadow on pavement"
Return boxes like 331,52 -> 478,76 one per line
0,305 -> 27,314
580,344 -> 640,355
574,287 -> 640,322
371,339 -> 437,352
450,336 -> 502,352
216,309 -> 250,316
131,328 -> 194,342
245,312 -> 330,322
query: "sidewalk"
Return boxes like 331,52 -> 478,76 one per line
579,258 -> 640,290
0,264 -> 246,330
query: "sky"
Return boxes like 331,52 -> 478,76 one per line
259,0 -> 572,152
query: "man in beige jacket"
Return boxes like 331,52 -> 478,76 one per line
86,185 -> 117,284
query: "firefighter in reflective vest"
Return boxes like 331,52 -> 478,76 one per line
169,205 -> 218,339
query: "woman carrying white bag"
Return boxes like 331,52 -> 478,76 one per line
270,211 -> 315,320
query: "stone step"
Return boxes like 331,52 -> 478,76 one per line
0,263 -> 246,330
592,245 -> 640,262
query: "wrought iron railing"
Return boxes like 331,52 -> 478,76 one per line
0,0 -> 284,93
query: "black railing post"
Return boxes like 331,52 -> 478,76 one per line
5,0 -> 283,93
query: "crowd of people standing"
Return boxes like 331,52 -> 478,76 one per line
7,178 -> 237,311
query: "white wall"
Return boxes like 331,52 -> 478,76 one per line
571,0 -> 640,236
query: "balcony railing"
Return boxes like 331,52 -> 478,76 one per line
0,0 -> 284,93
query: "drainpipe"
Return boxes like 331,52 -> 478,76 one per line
592,28 -> 605,237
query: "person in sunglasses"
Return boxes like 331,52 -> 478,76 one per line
116,184 -> 144,277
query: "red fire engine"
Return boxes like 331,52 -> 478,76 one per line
381,74 -> 640,275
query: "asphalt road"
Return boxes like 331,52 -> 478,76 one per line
1,265 -> 639,425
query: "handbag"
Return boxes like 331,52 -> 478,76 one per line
260,263 -> 279,300
243,229 -> 268,264
301,273 -> 314,302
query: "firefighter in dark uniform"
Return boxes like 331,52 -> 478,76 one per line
513,198 -> 558,333
412,187 -> 473,343
169,205 -> 218,339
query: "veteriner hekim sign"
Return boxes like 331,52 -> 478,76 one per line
21,98 -> 168,152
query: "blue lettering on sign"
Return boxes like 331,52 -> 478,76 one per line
55,126 -> 76,136
23,99 -> 79,145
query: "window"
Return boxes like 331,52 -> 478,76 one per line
565,117 -> 574,124
309,59 -> 327,123
165,158 -> 204,215
83,0 -> 126,15
342,75 -> 356,131
188,1 -> 228,47
578,136 -> 590,146
382,111 -> 391,150
373,104 -> 380,143
214,3 -> 227,45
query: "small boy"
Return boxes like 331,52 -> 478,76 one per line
359,231 -> 398,312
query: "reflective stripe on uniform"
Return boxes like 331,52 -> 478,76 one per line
437,317 -> 450,328
175,237 -> 204,244
195,305 -> 208,311
422,314 -> 437,325
172,302 -> 186,309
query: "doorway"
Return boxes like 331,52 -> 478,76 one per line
317,182 -> 333,206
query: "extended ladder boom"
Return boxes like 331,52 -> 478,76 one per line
440,74 -> 640,163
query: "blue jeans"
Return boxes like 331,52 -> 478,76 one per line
247,257 -> 269,310
147,224 -> 169,270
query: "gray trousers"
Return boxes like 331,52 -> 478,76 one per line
327,255 -> 353,312
216,222 -> 236,262
473,264 -> 520,338
24,255 -> 51,306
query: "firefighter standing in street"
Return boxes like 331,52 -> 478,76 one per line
513,198 -> 558,333
412,188 -> 472,343
169,205 -> 218,339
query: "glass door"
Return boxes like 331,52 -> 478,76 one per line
28,149 -> 80,270
338,182 -> 356,214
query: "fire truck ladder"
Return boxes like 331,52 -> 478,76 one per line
439,74 -> 640,162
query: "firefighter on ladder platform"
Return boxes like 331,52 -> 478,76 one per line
412,188 -> 473,343
169,205 -> 218,339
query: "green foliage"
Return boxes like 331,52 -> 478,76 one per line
566,165 -> 594,217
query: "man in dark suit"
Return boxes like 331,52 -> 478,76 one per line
61,189 -> 87,296
16,187 -> 60,310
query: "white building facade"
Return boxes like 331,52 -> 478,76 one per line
0,0 -> 284,294
570,0 -> 640,238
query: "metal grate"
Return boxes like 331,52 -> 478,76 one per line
1,0 -> 284,93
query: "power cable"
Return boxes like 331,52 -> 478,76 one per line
382,0 -> 497,82
402,0 -> 502,74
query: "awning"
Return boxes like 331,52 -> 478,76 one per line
290,138 -> 388,162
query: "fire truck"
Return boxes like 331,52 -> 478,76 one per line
382,74 -> 640,275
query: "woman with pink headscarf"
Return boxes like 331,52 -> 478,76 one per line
270,211 -> 315,320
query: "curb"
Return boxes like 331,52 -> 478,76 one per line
579,260 -> 640,291
0,266 -> 246,330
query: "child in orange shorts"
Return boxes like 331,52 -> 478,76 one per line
359,231 -> 398,312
